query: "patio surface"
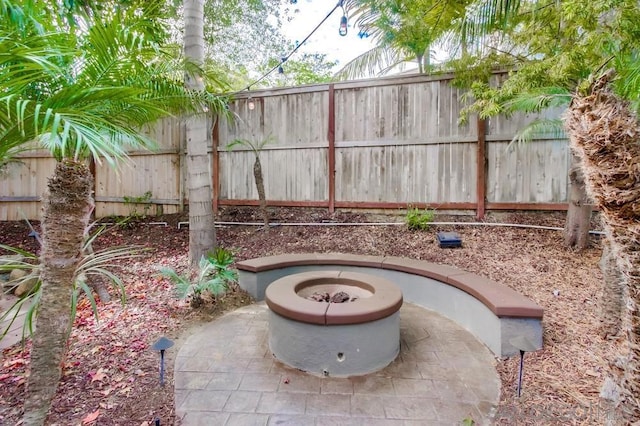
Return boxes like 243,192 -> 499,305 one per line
175,302 -> 501,425
0,295 -> 30,354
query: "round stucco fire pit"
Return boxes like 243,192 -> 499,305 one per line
265,270 -> 403,377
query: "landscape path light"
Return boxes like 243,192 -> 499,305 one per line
151,336 -> 174,386
509,335 -> 540,397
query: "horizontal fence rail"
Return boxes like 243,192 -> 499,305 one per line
0,72 -> 570,221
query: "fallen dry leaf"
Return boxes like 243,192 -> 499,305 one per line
0,209 -> 611,425
2,358 -> 26,369
90,368 -> 107,383
81,409 -> 100,425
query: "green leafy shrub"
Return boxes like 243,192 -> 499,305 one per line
160,247 -> 238,308
0,226 -> 143,344
405,205 -> 436,230
122,191 -> 153,221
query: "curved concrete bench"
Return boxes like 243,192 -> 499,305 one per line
236,253 -> 543,357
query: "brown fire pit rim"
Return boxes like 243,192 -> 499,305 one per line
265,270 -> 403,325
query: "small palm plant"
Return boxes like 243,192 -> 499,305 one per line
0,230 -> 144,344
160,247 -> 238,308
226,136 -> 275,227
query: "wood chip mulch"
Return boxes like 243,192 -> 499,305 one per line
0,208 -> 616,425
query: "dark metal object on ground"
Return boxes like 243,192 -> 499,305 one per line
509,336 -> 539,397
437,231 -> 462,248
152,337 -> 174,386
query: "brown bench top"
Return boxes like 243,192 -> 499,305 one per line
237,253 -> 543,319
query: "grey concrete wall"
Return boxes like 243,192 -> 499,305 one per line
269,310 -> 400,377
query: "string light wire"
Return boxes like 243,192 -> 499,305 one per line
241,1 -> 345,92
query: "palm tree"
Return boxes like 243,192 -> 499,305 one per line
450,0 -> 640,420
184,0 -> 216,266
226,136 -> 276,227
565,71 -> 640,423
1,2 -> 226,424
336,0 -> 472,79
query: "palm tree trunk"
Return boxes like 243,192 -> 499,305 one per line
253,157 -> 269,227
563,152 -> 592,249
23,160 -> 94,425
184,0 -> 215,266
599,239 -> 623,339
564,72 -> 640,422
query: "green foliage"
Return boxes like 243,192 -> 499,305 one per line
449,0 -> 640,119
122,191 -> 153,220
339,0 -> 474,78
405,206 -> 436,231
461,417 -> 475,425
255,53 -> 339,89
159,247 -> 238,308
226,135 -> 275,157
0,0 -> 229,169
0,228 -> 143,344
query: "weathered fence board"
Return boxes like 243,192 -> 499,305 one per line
486,139 -> 569,203
0,155 -> 56,220
94,152 -> 182,218
220,91 -> 329,147
219,148 -> 328,201
335,143 -> 476,203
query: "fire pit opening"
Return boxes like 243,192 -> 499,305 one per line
297,279 -> 374,303
265,270 -> 403,377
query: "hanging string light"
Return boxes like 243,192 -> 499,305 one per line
339,15 -> 348,36
239,1 -> 348,91
339,1 -> 348,36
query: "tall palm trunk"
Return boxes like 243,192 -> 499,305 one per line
564,72 -> 640,422
564,152 -> 592,249
599,239 -> 624,338
253,156 -> 269,227
23,160 -> 94,425
184,0 -> 215,266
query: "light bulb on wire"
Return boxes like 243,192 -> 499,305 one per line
339,15 -> 347,36
338,0 -> 348,37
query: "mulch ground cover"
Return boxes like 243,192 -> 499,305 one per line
0,207 -> 613,425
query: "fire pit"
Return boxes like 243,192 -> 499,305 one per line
265,270 -> 403,377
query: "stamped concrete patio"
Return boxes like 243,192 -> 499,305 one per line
174,302 -> 500,426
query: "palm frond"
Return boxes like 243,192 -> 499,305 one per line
333,45 -> 407,81
0,3 -> 229,166
508,118 -> 565,149
503,87 -> 572,114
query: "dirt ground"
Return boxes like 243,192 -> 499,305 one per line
0,207 -> 616,425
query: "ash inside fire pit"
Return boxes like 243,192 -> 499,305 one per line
297,283 -> 373,303
307,291 -> 356,303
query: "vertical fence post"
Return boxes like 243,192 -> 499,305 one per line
212,116 -> 220,215
89,157 -> 97,219
476,117 -> 487,219
328,84 -> 336,213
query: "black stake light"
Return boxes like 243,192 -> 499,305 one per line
152,336 -> 174,386
509,336 -> 539,397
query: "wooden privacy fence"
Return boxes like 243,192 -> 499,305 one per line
0,118 -> 186,221
0,72 -> 569,221
216,72 -> 569,218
